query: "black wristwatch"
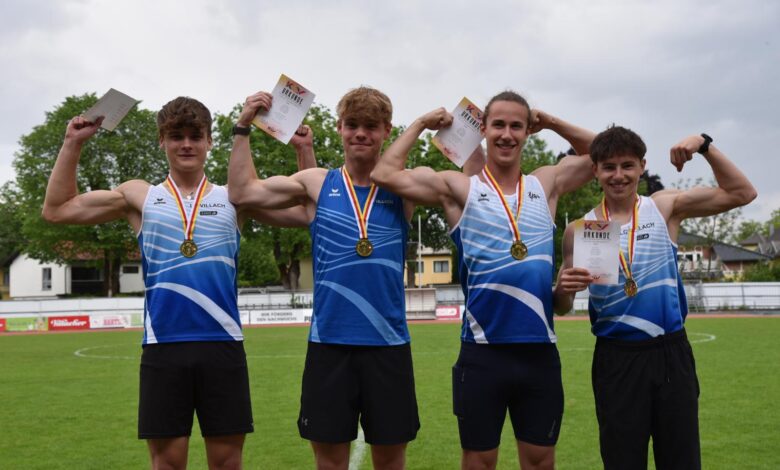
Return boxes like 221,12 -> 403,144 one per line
232,124 -> 251,136
697,133 -> 713,154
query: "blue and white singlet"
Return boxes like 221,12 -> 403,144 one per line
309,169 -> 409,346
586,196 -> 688,340
451,174 -> 556,344
139,183 -> 242,345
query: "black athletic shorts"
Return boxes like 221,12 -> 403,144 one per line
138,341 -> 254,439
298,342 -> 420,445
592,328 -> 700,470
452,341 -> 564,451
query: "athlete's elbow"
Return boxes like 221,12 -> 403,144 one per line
41,205 -> 65,224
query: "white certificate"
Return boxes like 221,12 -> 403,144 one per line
253,74 -> 315,144
83,88 -> 139,131
432,97 -> 484,168
573,219 -> 621,285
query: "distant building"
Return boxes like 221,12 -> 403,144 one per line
739,225 -> 780,258
405,246 -> 455,287
6,253 -> 143,299
677,231 -> 772,280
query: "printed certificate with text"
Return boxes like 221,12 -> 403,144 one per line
573,219 -> 621,285
83,88 -> 139,131
253,74 -> 315,144
432,97 -> 484,168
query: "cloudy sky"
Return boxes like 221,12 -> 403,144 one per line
2,0 -> 778,222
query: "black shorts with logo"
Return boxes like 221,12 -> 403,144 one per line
298,342 -> 420,445
592,328 -> 700,470
138,341 -> 254,439
452,341 -> 564,451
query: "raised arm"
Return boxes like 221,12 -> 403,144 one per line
371,108 -> 467,208
529,111 -> 596,215
228,92 -> 318,210
553,222 -> 593,314
290,124 -> 317,170
42,116 -> 144,228
655,135 -> 757,232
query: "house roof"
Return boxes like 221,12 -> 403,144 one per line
740,233 -> 765,245
678,231 -> 772,263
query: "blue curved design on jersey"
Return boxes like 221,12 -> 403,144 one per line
310,169 -> 409,346
587,196 -> 688,340
451,175 -> 556,344
139,184 -> 242,345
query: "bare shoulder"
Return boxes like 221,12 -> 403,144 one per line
650,188 -> 682,218
116,179 -> 151,208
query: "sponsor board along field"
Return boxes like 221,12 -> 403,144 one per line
0,316 -> 778,469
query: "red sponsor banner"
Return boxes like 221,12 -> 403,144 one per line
0,318 -> 6,331
435,305 -> 460,319
48,315 -> 90,331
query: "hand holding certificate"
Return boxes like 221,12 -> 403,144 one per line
83,88 -> 139,131
573,219 -> 620,285
431,97 -> 484,168
252,74 -> 315,144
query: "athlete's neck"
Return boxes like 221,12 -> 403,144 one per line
168,169 -> 206,194
603,194 -> 638,222
343,158 -> 375,186
484,160 -> 522,195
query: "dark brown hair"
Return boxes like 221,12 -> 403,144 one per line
156,97 -> 212,139
589,125 -> 647,164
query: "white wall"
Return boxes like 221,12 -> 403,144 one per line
9,254 -> 69,299
119,263 -> 144,294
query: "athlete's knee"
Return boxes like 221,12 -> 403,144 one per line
311,441 -> 350,470
517,441 -> 555,470
461,448 -> 499,470
370,443 -> 407,470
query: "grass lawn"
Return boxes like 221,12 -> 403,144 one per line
0,317 -> 777,469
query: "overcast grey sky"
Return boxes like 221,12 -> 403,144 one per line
2,0 -> 778,222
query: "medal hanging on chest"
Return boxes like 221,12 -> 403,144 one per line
483,167 -> 527,260
602,196 -> 641,297
166,174 -> 208,258
342,167 -> 378,257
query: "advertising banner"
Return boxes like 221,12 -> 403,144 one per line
89,315 -> 132,329
435,305 -> 461,319
5,316 -> 47,332
48,316 -> 90,331
249,309 -> 312,325
0,318 -> 6,331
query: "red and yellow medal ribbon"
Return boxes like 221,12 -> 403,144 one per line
341,167 -> 378,240
482,167 -> 524,244
166,174 -> 208,242
601,195 -> 640,281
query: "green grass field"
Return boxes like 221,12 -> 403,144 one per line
1,317 -> 778,469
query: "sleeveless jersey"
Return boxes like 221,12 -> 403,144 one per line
138,183 -> 242,345
586,196 -> 688,340
309,169 -> 409,346
451,174 -> 556,344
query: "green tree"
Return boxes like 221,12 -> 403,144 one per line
741,261 -> 780,282
12,94 -> 163,296
0,182 -> 24,262
210,104 -> 343,289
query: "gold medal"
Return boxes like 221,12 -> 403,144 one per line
624,278 -> 638,297
166,174 -> 208,260
356,238 -> 373,257
511,241 -> 528,260
180,240 -> 198,258
342,167 -> 379,259
483,167 -> 527,261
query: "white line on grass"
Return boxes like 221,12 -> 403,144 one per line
349,425 -> 366,470
687,332 -> 717,344
74,344 -> 137,360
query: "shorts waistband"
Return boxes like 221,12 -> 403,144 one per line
596,328 -> 687,350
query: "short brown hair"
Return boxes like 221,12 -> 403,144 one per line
590,125 -> 647,164
336,87 -> 392,125
156,97 -> 212,139
483,90 -> 531,126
